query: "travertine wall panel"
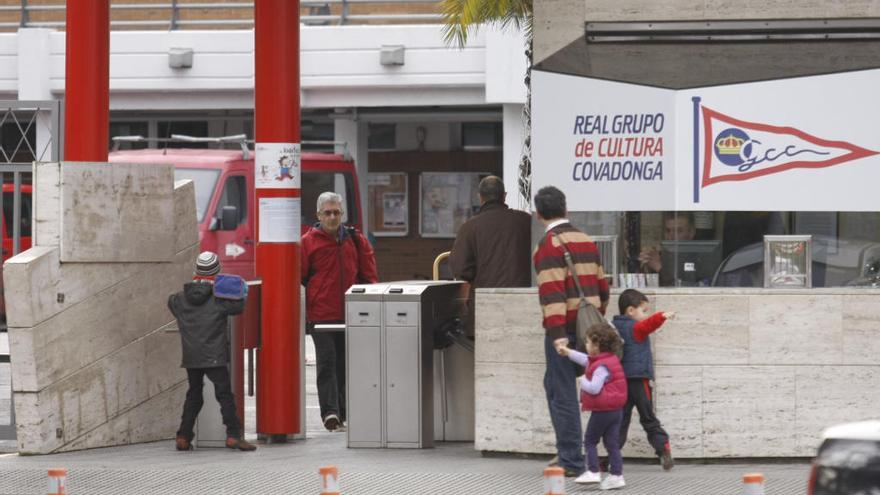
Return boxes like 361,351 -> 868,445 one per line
474,292 -> 544,365
794,366 -> 880,455
7,165 -> 198,454
6,180 -> 198,330
841,295 -> 880,364
10,245 -> 197,392
475,362 -> 551,453
33,162 -> 60,247
14,327 -> 183,454
652,366 -> 703,457
60,162 -> 175,262
749,295 -> 842,365
653,295 -> 749,365
702,366 -> 798,457
475,288 -> 880,458
173,179 -> 198,252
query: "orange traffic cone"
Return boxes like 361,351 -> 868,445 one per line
47,468 -> 67,495
543,466 -> 565,495
319,465 -> 340,495
742,473 -> 765,495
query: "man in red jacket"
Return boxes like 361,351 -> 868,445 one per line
301,192 -> 378,432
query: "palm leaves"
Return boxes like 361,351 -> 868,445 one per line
440,0 -> 533,47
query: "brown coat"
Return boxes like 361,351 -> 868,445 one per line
450,201 -> 532,288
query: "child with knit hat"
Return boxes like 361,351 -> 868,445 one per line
168,251 -> 256,451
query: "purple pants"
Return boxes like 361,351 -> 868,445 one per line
584,409 -> 623,476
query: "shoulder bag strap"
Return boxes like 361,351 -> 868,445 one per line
552,233 -> 587,300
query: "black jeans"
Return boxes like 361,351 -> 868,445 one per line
311,327 -> 346,423
177,366 -> 242,441
620,377 -> 669,457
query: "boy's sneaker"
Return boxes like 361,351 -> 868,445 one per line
574,471 -> 602,484
323,414 -> 341,432
547,455 -> 559,467
599,475 -> 626,490
661,443 -> 675,470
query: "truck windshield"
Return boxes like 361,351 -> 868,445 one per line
174,168 -> 220,222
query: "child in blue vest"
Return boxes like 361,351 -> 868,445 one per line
556,323 -> 628,490
612,289 -> 676,470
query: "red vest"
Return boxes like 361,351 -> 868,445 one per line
580,352 -> 627,412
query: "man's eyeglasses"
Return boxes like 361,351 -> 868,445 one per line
320,209 -> 343,217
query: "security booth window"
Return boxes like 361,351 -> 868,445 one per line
565,211 -> 880,289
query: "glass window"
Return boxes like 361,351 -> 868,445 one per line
1,120 -> 36,163
3,191 -> 32,237
462,122 -> 502,150
109,121 -> 149,150
368,123 -> 396,151
301,171 -> 357,228
572,210 -> 880,289
216,175 -> 247,224
173,168 -> 220,222
157,121 -> 209,148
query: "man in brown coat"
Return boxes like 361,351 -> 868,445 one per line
450,175 -> 532,288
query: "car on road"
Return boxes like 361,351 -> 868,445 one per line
807,420 -> 880,495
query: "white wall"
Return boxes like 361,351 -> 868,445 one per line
6,24 -> 526,110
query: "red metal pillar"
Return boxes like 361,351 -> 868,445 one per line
254,0 -> 301,435
64,0 -> 110,162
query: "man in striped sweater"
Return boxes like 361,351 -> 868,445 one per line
533,186 -> 610,477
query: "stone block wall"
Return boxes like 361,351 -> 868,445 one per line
3,162 -> 198,454
474,288 -> 880,458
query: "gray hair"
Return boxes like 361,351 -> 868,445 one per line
316,191 -> 344,212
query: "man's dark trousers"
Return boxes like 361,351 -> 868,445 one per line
177,366 -> 241,440
312,327 -> 346,422
619,377 -> 669,456
543,334 -> 584,474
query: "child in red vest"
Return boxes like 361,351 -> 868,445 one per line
556,323 -> 628,490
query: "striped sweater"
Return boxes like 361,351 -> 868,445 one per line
533,221 -> 610,339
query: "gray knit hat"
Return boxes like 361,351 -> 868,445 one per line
195,251 -> 220,276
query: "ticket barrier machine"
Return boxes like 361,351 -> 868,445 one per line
345,280 -> 473,449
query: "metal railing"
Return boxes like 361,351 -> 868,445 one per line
0,1 -> 443,31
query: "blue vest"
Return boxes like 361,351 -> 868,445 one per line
613,315 -> 654,380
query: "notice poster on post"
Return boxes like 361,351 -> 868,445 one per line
255,142 -> 301,189
258,197 -> 301,243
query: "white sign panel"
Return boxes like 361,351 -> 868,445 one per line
255,142 -> 301,189
532,71 -> 677,211
533,68 -> 880,211
678,70 -> 880,211
258,197 -> 301,243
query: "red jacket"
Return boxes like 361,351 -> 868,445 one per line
580,352 -> 627,412
301,225 -> 378,322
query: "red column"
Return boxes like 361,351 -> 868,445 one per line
64,0 -> 110,162
254,0 -> 301,435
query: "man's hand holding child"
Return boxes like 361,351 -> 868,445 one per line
553,337 -> 571,357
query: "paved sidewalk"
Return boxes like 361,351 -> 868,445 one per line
0,338 -> 811,494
